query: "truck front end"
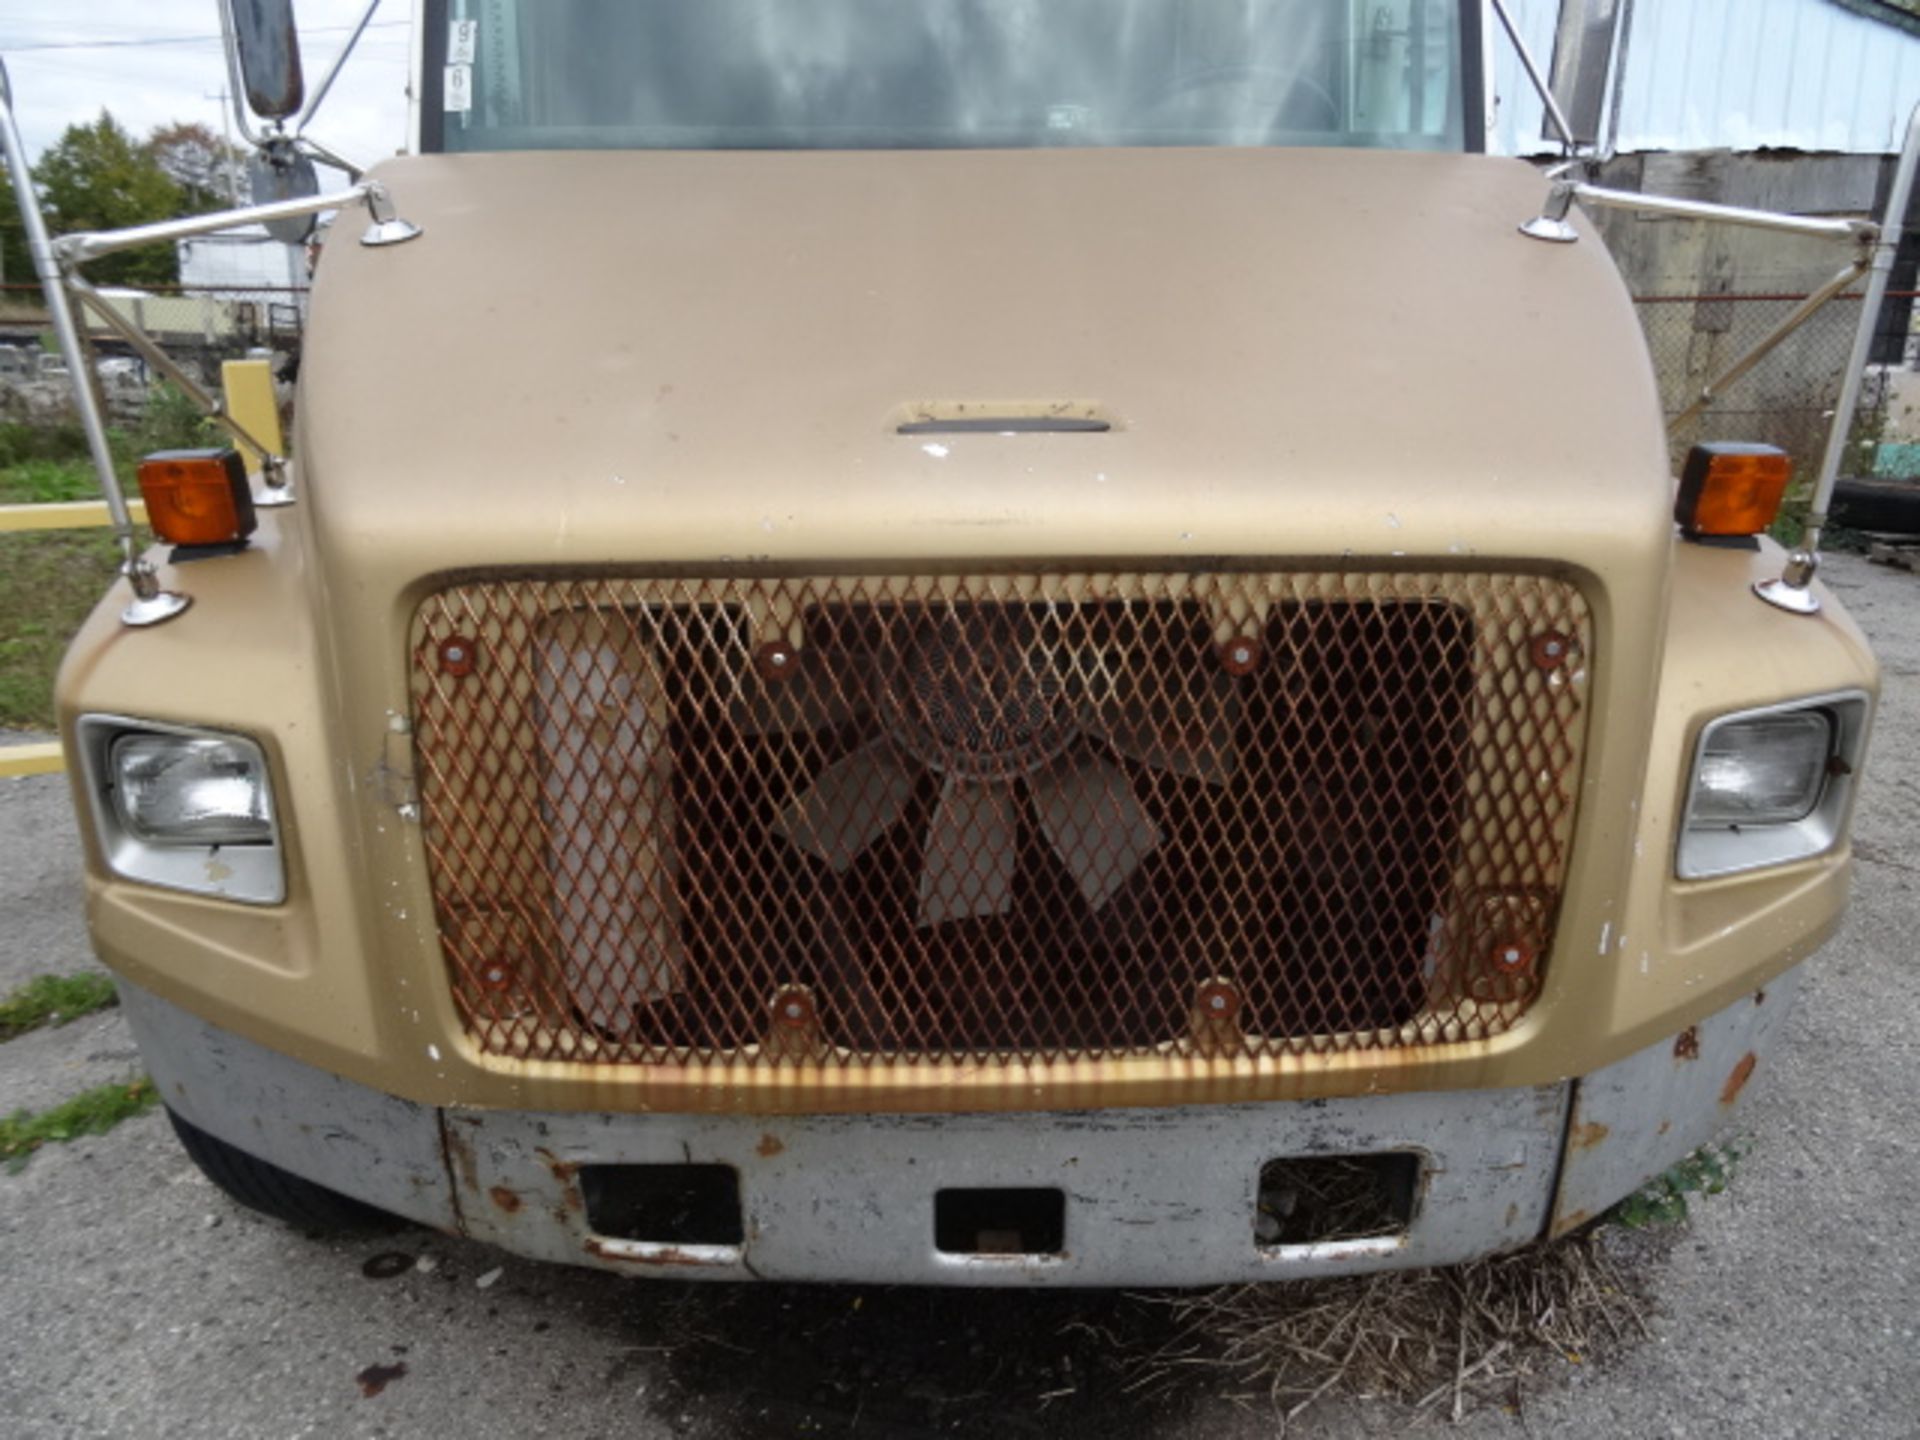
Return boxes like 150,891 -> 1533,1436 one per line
54,0 -> 1876,1283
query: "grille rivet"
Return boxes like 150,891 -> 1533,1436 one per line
1218,636 -> 1263,676
439,636 -> 477,677
1529,632 -> 1571,672
1490,941 -> 1533,973
477,959 -> 513,991
773,989 -> 817,1029
1195,979 -> 1242,1020
755,641 -> 799,681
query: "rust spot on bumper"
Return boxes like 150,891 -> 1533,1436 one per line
1721,1052 -> 1758,1106
488,1185 -> 523,1214
756,1132 -> 785,1158
1569,1120 -> 1610,1152
1673,1026 -> 1700,1061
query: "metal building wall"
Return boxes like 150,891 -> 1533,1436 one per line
1491,0 -> 1920,156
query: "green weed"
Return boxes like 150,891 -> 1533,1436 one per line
1,1077 -> 159,1172
1606,1140 -> 1744,1229
0,972 -> 119,1041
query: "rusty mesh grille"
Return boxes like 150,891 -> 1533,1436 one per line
409,571 -> 1591,1067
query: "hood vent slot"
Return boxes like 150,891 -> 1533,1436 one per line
893,401 -> 1114,436
898,415 -> 1110,436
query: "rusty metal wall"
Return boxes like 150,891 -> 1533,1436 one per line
409,569 -> 1593,1073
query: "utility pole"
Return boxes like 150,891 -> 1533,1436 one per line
204,88 -> 243,206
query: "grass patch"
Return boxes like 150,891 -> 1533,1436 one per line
1606,1141 -> 1744,1229
1,1077 -> 158,1172
0,528 -> 125,729
0,972 -> 119,1041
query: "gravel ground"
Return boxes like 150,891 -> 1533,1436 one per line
1,551 -> 1916,1439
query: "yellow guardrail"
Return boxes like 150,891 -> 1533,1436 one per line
0,743 -> 65,780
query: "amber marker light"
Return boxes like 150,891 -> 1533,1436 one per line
136,448 -> 257,548
1674,443 -> 1792,539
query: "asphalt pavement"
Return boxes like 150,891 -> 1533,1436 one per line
2,551 -> 1916,1439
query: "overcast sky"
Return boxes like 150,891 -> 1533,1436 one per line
4,1 -> 413,172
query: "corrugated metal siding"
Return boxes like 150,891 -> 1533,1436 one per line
1491,0 -> 1920,156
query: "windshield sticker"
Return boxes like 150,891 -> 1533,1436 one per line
448,20 -> 478,66
444,64 -> 473,114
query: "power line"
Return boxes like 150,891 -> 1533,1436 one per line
5,21 -> 409,54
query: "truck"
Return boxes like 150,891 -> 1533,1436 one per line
2,0 -> 1906,1285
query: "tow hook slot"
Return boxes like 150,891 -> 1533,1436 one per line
581,1163 -> 743,1246
934,1187 -> 1066,1256
1256,1153 -> 1422,1247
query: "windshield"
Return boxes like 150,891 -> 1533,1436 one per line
424,0 -> 1476,153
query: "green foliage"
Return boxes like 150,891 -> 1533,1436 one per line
0,419 -> 93,471
0,1077 -> 158,1172
33,112 -> 183,288
0,973 -> 119,1042
134,382 -> 221,454
1607,1141 -> 1744,1229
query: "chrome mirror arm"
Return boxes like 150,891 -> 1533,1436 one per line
51,182 -> 422,266
1757,99 -> 1920,616
295,0 -> 383,138
65,276 -> 293,506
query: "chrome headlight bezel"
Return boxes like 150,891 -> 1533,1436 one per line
1677,692 -> 1871,881
77,715 -> 286,905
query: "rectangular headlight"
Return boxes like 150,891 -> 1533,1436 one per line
78,717 -> 285,905
1689,711 -> 1831,826
1678,694 -> 1870,880
111,734 -> 273,845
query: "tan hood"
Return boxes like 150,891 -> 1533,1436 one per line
298,145 -> 1673,577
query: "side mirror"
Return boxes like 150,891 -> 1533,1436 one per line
1543,0 -> 1627,150
248,146 -> 320,244
226,0 -> 306,122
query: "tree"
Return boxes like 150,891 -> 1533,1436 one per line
33,112 -> 182,288
0,161 -> 28,291
146,121 -> 244,214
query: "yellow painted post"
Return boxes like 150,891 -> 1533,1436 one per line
0,743 -> 65,779
221,358 -> 285,471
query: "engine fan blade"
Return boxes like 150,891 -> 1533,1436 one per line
729,651 -> 868,736
1081,670 -> 1242,784
917,776 -> 1019,928
772,738 -> 916,871
1030,751 -> 1162,911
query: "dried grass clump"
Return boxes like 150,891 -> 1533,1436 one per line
1118,1234 -> 1651,1429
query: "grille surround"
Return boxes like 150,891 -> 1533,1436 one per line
409,569 -> 1592,1072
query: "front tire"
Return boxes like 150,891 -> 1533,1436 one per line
166,1107 -> 399,1232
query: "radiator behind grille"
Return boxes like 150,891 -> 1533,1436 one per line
409,570 -> 1592,1069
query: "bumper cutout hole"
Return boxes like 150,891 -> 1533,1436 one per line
934,1187 -> 1065,1256
1257,1153 -> 1421,1247
581,1164 -> 743,1245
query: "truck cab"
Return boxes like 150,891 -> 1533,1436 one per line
38,0 -> 1879,1282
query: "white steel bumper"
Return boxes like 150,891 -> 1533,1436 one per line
121,968 -> 1800,1286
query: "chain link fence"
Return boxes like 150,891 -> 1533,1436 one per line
1634,291 -> 1920,483
0,281 -> 308,427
